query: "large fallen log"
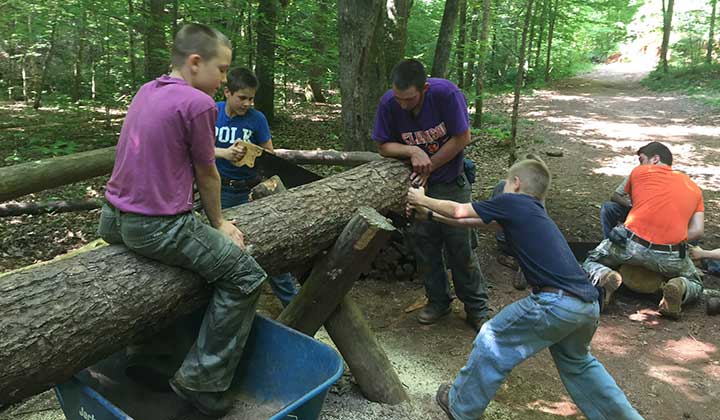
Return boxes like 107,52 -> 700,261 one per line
0,147 -> 380,203
0,199 -> 103,217
0,147 -> 117,202
0,158 -> 411,405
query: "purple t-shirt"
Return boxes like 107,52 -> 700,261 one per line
372,78 -> 469,183
105,76 -> 217,215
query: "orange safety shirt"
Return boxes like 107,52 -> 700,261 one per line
624,164 -> 703,244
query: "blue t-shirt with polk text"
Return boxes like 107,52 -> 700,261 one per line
215,103 -> 271,181
372,78 -> 469,184
472,193 -> 599,302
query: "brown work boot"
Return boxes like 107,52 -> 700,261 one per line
417,304 -> 451,325
659,277 -> 686,319
598,270 -> 622,311
169,378 -> 232,417
435,383 -> 456,420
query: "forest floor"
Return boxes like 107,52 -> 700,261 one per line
2,61 -> 720,420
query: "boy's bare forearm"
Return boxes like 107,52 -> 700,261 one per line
418,196 -> 476,219
195,166 -> 224,228
432,212 -> 500,231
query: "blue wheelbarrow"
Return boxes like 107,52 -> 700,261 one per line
55,314 -> 343,420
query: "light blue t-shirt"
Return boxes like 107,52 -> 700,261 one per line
215,102 -> 271,181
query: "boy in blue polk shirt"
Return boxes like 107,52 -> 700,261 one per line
214,67 -> 298,306
407,159 -> 643,420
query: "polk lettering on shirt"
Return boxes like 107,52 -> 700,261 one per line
400,122 -> 447,146
215,127 -> 254,144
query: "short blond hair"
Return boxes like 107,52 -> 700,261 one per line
507,158 -> 551,200
171,23 -> 231,68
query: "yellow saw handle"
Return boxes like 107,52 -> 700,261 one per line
233,142 -> 265,168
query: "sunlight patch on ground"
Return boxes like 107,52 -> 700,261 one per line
591,325 -> 632,356
527,398 -> 580,417
627,308 -> 662,326
646,364 -> 707,402
657,338 -> 717,363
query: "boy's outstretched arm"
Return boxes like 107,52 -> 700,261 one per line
407,186 -> 499,230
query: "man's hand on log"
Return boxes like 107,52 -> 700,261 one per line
219,220 -> 246,249
410,171 -> 428,188
409,148 -> 432,177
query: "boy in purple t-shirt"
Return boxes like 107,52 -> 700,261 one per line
98,24 -> 266,417
372,59 -> 490,331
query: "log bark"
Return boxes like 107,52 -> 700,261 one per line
325,297 -> 409,404
273,149 -> 381,167
0,199 -> 102,217
0,147 -> 116,202
0,159 -> 411,405
277,207 -> 394,335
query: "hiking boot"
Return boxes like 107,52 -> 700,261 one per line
659,277 -> 686,319
169,378 -> 232,418
497,253 -> 519,271
466,313 -> 489,332
435,383 -> 456,420
598,270 -> 622,311
417,304 -> 451,325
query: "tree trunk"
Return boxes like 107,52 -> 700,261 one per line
144,0 -> 169,79
339,0 -> 385,151
255,0 -> 279,124
384,0 -> 414,78
534,0 -> 548,69
660,0 -> 675,75
431,0 -> 461,78
307,0 -> 332,103
455,0 -> 468,88
544,0 -> 559,83
509,0 -> 535,164
128,0 -> 137,87
464,0 -> 481,89
0,147 -> 116,202
472,0 -> 492,128
0,159 -> 411,405
0,199 -> 102,217
708,0 -> 718,65
72,7 -> 86,102
274,149 -> 381,166
32,23 -> 58,110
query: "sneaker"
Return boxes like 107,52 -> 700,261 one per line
169,378 -> 232,418
417,304 -> 451,325
659,277 -> 686,319
496,253 -> 519,271
512,269 -> 528,290
435,383 -> 456,420
598,270 -> 622,311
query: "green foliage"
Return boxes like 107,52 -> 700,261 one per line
643,63 -> 720,108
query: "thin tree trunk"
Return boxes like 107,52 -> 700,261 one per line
127,0 -> 137,86
660,0 -> 675,75
255,0 -> 279,124
384,0 -> 414,77
21,55 -> 28,102
472,0 -> 492,128
534,0 -> 548,69
464,1 -> 481,89
72,7 -> 86,102
247,9 -> 254,67
307,0 -> 332,103
509,0 -> 535,164
339,0 -> 386,151
708,0 -> 718,65
144,0 -> 169,79
455,0 -> 468,88
544,0 -> 558,83
33,23 -> 58,110
431,0 -> 461,78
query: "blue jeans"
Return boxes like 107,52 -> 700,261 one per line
448,292 -> 643,420
221,185 -> 298,307
600,202 -> 630,239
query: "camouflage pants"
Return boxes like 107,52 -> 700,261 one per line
583,234 -> 703,305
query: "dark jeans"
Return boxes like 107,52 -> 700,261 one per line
98,204 -> 265,392
600,201 -> 631,239
412,174 -> 490,317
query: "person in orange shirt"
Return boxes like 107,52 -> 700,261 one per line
583,142 -> 704,319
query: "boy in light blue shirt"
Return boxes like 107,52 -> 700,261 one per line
214,68 -> 298,306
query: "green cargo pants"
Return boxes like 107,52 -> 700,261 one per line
98,203 -> 266,392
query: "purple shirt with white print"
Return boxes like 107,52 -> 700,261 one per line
372,78 -> 469,184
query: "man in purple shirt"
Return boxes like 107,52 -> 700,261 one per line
372,59 -> 490,331
98,24 -> 266,417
